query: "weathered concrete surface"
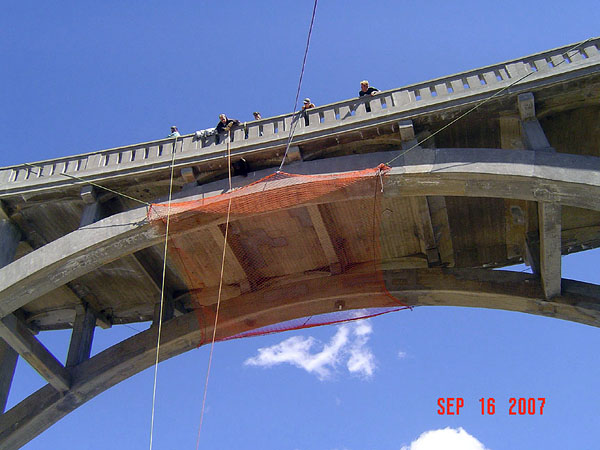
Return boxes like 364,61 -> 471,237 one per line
1,268 -> 599,449
1,149 -> 600,321
0,218 -> 19,413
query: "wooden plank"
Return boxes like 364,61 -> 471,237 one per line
0,314 -> 71,392
539,202 -> 562,299
307,204 -> 342,274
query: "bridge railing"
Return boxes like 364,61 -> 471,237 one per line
1,38 -> 599,191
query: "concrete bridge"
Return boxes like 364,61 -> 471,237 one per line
0,38 -> 599,448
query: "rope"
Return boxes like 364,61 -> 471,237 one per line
278,0 -> 319,171
148,137 -> 179,450
22,162 -> 151,207
385,37 -> 593,167
195,131 -> 234,449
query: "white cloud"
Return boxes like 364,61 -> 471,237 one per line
244,319 -> 376,380
397,350 -> 407,359
400,427 -> 489,450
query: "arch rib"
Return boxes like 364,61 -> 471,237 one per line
0,268 -> 599,448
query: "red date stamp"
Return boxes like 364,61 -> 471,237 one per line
437,397 -> 546,415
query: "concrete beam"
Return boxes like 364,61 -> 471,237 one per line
208,226 -> 253,293
0,212 -> 20,414
152,293 -> 174,325
409,197 -> 440,266
538,202 -> 562,299
427,196 -> 455,267
518,93 -> 553,151
180,167 -> 196,184
66,304 -> 96,368
0,340 -> 17,413
0,314 -> 71,392
130,249 -> 187,317
0,220 -> 20,272
307,204 -> 342,274
398,120 -> 419,150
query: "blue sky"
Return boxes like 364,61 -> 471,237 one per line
1,1 -> 599,449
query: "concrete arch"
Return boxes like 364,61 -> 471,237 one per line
0,267 -> 599,448
2,148 -> 600,319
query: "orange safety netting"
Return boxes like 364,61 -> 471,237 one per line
148,164 -> 409,345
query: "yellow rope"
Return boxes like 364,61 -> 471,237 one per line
195,131 -> 234,449
148,136 -> 179,450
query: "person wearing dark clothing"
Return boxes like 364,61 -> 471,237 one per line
359,80 -> 379,97
216,114 -> 240,134
301,98 -> 315,126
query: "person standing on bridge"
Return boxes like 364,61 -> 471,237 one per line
167,126 -> 180,137
301,98 -> 315,125
302,98 -> 315,110
359,80 -> 379,97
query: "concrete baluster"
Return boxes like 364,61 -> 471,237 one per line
434,83 -> 449,98
354,101 -> 367,116
532,58 -> 549,72
369,96 -> 384,112
449,79 -> 465,93
338,104 -> 352,120
247,123 -> 260,139
419,86 -> 434,101
482,71 -> 497,86
262,121 -> 275,136
233,127 -> 245,142
322,108 -> 336,124
391,90 -> 412,107
550,54 -> 565,68
308,111 -> 320,126
505,61 -> 530,78
583,44 -> 599,58
466,75 -> 481,90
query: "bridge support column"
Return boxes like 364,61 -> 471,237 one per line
0,208 -> 21,413
398,120 -> 420,151
538,201 -> 562,299
66,304 -> 96,368
518,93 -> 554,152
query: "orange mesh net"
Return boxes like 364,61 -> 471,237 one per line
148,164 -> 409,344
